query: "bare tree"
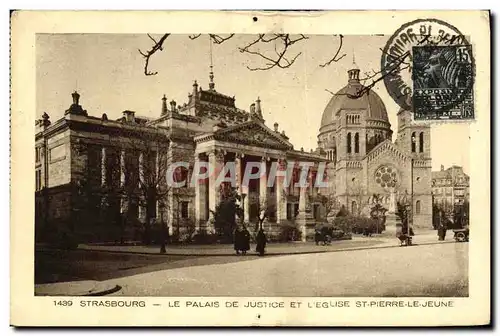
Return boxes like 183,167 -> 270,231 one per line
237,34 -> 309,71
254,195 -> 277,232
112,124 -> 173,250
137,33 -> 338,74
319,194 -> 340,221
137,32 -> 466,101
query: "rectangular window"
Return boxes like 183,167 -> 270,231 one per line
49,144 -> 66,162
35,170 -> 41,191
35,147 -> 41,163
180,201 -> 189,219
286,203 -> 292,220
313,204 -> 320,220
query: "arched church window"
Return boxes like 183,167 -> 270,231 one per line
411,132 -> 416,152
351,201 -> 357,215
354,133 -> 359,153
416,200 -> 421,214
347,133 -> 352,154
419,132 -> 424,153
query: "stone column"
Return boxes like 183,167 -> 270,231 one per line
101,146 -> 107,186
384,186 -> 400,235
138,152 -> 144,188
296,165 -> 314,242
259,156 -> 268,230
207,150 -> 224,232
275,158 -> 286,223
194,153 -> 208,231
120,149 -> 126,187
138,152 -> 145,221
234,153 -> 243,224
235,153 -> 242,193
240,155 -> 250,223
120,149 -> 127,213
296,184 -> 308,242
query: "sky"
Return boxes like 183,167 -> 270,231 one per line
36,34 -> 471,174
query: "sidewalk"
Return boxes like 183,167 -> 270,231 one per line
35,280 -> 121,296
78,230 -> 455,256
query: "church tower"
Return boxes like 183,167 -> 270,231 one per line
395,102 -> 432,228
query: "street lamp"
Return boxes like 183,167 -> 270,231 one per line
240,193 -> 247,225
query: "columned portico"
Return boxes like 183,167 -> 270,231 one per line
192,120 -> 326,239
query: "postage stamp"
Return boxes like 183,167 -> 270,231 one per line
412,45 -> 474,120
381,18 -> 476,121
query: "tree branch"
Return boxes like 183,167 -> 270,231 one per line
138,33 -> 171,76
319,34 -> 347,68
239,34 -> 309,71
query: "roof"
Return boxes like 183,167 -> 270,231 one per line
320,82 -> 389,128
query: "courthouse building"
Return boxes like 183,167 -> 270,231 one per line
35,72 -> 327,243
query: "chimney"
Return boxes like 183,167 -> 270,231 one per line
250,103 -> 256,114
192,80 -> 198,104
170,100 -> 177,112
273,122 -> 279,132
123,110 -> 135,123
441,164 -> 444,171
161,95 -> 168,115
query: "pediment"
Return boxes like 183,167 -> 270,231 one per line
365,139 -> 409,165
214,121 -> 293,150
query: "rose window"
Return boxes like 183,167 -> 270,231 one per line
375,166 -> 398,189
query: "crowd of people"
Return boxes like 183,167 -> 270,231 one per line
233,226 -> 267,256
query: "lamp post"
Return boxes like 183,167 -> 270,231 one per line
241,193 -> 247,225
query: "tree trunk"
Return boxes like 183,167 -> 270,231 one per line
160,219 -> 167,253
143,211 -> 151,245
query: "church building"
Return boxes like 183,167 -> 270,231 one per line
317,63 -> 433,228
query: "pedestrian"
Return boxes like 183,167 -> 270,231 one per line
256,229 -> 267,256
442,220 -> 448,240
241,226 -> 251,255
437,220 -> 447,241
233,226 -> 242,255
314,229 -> 321,245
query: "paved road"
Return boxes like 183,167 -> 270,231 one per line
108,242 -> 468,297
35,238 -> 384,284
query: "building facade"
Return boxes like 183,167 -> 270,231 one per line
317,65 -> 433,228
35,76 -> 328,243
431,165 -> 470,206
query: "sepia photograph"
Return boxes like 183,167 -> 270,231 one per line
34,32 -> 471,297
10,10 -> 490,326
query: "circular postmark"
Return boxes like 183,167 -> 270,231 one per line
381,18 -> 475,117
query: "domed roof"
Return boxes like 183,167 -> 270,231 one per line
320,71 -> 389,128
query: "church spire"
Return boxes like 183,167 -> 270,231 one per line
208,36 -> 215,91
348,50 -> 360,83
352,50 -> 359,69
